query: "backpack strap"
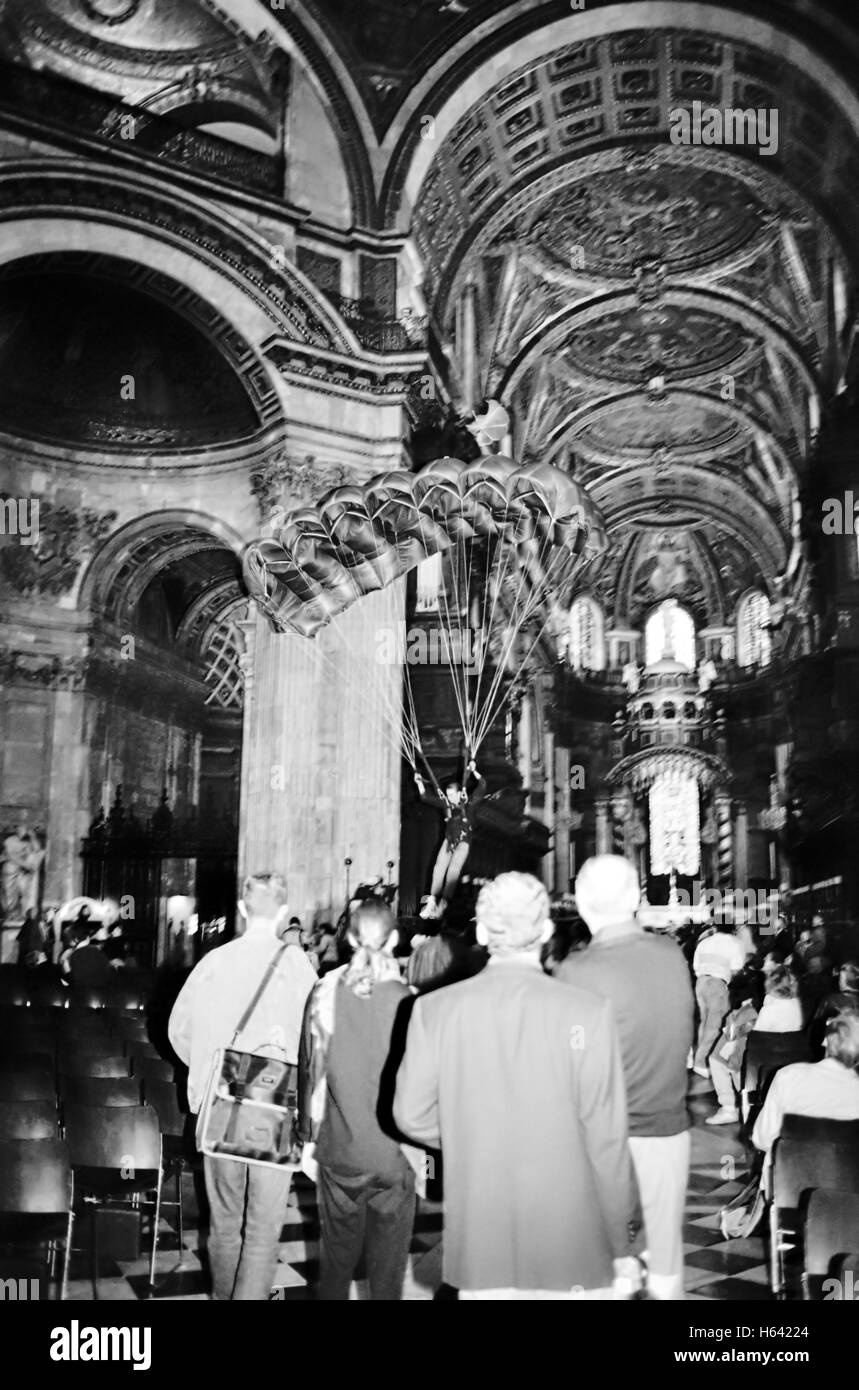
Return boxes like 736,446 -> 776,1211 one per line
228,944 -> 288,1048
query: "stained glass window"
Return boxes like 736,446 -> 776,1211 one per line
569,596 -> 604,670
649,770 -> 700,876
415,553 -> 442,612
644,600 -> 696,669
737,590 -> 772,668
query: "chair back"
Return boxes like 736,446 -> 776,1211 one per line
0,970 -> 29,1007
804,1189 -> 859,1281
64,1103 -> 161,1170
133,1056 -> 176,1082
59,1076 -> 141,1109
105,982 -> 147,1012
67,988 -> 111,1011
57,1036 -> 122,1061
27,979 -> 68,1009
0,1033 -> 55,1057
773,1123 -> 859,1210
143,1078 -> 187,1137
744,1030 -> 812,1094
0,1099 -> 58,1140
0,1139 -> 72,1214
113,1016 -> 150,1044
0,1069 -> 56,1102
0,1050 -> 55,1074
58,1054 -> 131,1079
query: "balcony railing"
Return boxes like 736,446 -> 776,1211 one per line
326,292 -> 428,354
0,61 -> 280,197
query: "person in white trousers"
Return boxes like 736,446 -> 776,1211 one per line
558,855 -> 695,1299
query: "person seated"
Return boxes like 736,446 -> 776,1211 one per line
810,961 -> 859,1053
61,927 -> 114,989
312,923 -> 339,975
16,910 -> 47,967
706,964 -> 804,1124
752,1012 -> 859,1170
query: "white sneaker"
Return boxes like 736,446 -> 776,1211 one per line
419,896 -> 438,920
706,1107 -> 739,1125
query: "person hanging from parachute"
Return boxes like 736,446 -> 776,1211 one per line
242,453 -> 608,915
414,755 -> 486,920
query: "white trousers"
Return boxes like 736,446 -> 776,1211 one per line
628,1130 -> 690,1300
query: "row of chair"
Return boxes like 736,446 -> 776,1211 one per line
0,965 -> 156,1012
1,988 -> 190,1298
0,1085 -> 190,1298
769,1114 -> 859,1297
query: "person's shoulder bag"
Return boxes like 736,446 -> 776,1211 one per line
197,945 -> 302,1168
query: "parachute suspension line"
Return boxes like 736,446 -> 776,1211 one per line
471,542 -> 575,753
414,510 -> 472,752
468,495 -> 520,752
469,535 -> 569,754
471,513 -> 547,746
401,667 -> 445,800
293,622 -> 423,774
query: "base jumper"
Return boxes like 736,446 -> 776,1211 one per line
414,761 -> 486,920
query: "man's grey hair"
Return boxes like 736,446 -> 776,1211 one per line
241,872 -> 288,907
476,872 -> 549,955
575,855 -> 640,932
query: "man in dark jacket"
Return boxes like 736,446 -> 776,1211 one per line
559,855 -> 694,1300
394,871 -> 641,1298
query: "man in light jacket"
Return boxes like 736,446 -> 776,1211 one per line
394,871 -> 642,1298
168,871 -> 316,1300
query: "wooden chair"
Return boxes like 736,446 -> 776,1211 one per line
0,1139 -> 75,1299
0,1100 -> 59,1141
802,1189 -> 859,1299
769,1116 -> 859,1296
63,1103 -> 164,1297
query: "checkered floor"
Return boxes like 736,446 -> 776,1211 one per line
49,1078 -> 773,1301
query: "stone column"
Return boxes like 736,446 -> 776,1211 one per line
595,797 -> 612,855
542,729 -> 555,892
554,745 -> 571,894
44,683 -> 90,907
714,791 -> 733,890
733,800 -> 749,888
238,585 -> 405,922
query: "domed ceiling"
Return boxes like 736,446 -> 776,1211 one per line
0,264 -> 260,448
412,26 -> 857,631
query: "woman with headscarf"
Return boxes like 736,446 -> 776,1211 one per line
297,901 -> 420,1299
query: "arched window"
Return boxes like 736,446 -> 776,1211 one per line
568,596 -> 605,670
736,590 -> 772,668
644,600 -> 696,669
415,553 -> 443,612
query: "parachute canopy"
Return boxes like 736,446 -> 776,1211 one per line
243,455 -> 606,640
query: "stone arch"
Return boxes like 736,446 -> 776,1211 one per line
79,509 -> 246,627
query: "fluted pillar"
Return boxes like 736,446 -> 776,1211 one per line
238,585 -> 405,922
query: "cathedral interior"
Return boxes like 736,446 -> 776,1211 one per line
1,0 -> 856,1317
0,0 -> 850,939
1,0 -> 859,957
